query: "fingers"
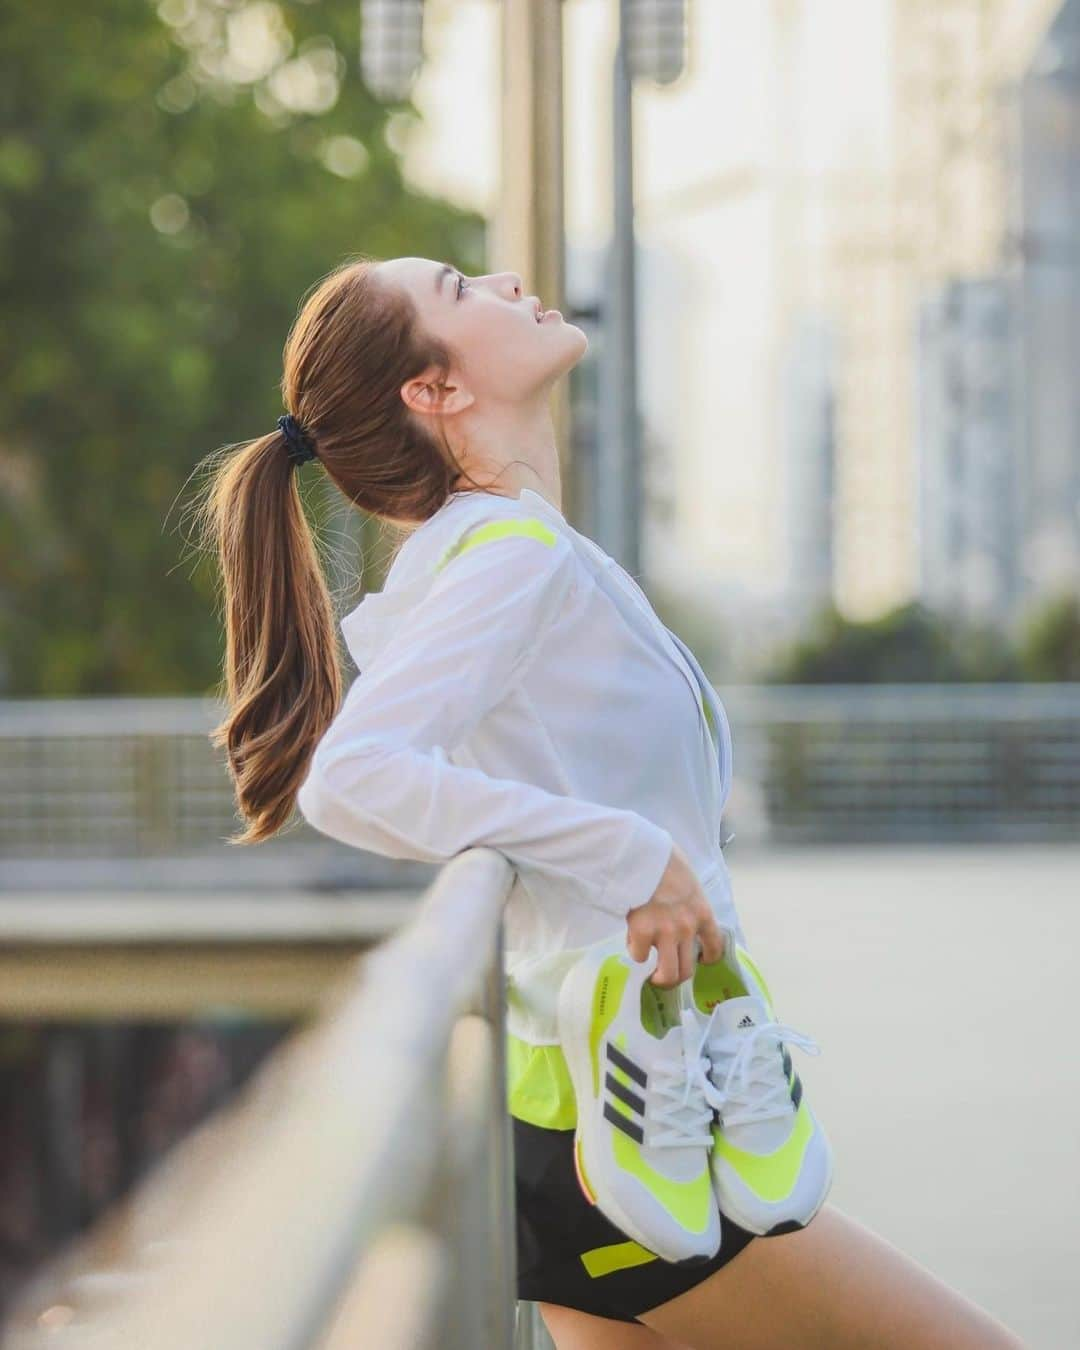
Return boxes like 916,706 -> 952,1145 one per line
628,896 -> 728,987
697,913 -> 727,965
649,937 -> 696,987
648,935 -> 679,988
625,924 -> 652,964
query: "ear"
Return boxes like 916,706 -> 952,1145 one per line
400,364 -> 475,419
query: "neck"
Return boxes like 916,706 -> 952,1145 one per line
447,401 -> 563,511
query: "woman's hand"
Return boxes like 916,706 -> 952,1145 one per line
625,841 -> 726,988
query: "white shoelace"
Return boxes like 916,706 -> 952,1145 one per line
642,1007 -> 718,1149
702,1018 -> 822,1127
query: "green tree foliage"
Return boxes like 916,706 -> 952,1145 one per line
761,599 -> 1023,684
1017,589 -> 1080,681
762,590 -> 1080,684
0,0 -> 484,694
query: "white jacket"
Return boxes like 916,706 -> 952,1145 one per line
296,487 -> 747,1065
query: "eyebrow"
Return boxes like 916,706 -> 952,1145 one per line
435,263 -> 455,294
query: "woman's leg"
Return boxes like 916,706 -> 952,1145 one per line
634,1201 -> 1028,1350
537,1302 -> 695,1350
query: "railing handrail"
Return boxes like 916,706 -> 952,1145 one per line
5,847 -> 527,1349
1,682 -> 1079,736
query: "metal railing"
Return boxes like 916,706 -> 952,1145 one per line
2,685 -> 1078,878
3,847 -> 552,1349
726,683 -> 1080,841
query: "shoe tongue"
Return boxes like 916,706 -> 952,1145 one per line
708,994 -> 769,1036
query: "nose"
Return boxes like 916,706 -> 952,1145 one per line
500,272 -> 522,299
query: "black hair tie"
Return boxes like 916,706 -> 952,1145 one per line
278,412 -> 318,467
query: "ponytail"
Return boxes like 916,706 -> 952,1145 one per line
200,428 -> 341,844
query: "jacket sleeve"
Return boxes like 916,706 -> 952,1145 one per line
295,519 -> 674,918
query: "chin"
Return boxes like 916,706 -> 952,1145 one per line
557,336 -> 589,378
553,317 -> 587,347
568,324 -> 589,357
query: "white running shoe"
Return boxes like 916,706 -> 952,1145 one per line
556,933 -> 722,1264
685,928 -> 835,1236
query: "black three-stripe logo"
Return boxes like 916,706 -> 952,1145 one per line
779,1044 -> 802,1109
602,1041 -> 648,1144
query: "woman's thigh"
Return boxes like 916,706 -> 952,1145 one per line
538,1301 -> 694,1350
633,1201 -> 1027,1350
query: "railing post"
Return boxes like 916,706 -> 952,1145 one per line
480,914 -> 518,1346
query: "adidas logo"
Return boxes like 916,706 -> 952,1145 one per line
737,1014 -> 755,1028
602,1040 -> 648,1144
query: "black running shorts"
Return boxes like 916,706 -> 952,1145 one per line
513,1115 -> 763,1325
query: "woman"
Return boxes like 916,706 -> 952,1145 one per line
196,254 -> 1026,1348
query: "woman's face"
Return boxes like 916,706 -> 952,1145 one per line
374,256 -> 588,412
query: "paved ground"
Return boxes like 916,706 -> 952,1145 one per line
720,841 -> 1079,1350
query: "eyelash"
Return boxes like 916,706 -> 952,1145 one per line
456,273 -> 468,298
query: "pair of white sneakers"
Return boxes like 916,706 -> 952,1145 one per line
556,926 -> 834,1264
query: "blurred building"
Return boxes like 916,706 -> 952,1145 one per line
914,0 -> 1080,628
815,0 -> 1012,621
781,312 -> 838,624
915,277 -> 1018,621
1005,0 -> 1080,606
403,0 -> 1076,668
750,0 -> 1074,638
628,0 -> 1024,657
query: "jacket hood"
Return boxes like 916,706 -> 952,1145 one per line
339,489 -> 566,670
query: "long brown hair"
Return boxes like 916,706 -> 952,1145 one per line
193,252 -> 482,845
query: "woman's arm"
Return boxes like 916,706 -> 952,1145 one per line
296,519 -> 674,918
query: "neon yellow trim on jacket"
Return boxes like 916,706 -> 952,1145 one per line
506,1032 -> 577,1129
435,516 -> 559,574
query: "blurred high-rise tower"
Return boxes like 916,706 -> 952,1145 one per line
915,277 -> 1018,620
1004,0 -> 1080,607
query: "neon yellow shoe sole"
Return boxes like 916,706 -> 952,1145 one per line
687,930 -> 835,1236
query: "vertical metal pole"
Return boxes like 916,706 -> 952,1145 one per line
598,0 -> 640,574
481,914 -> 517,1348
42,1028 -> 85,1240
491,0 -> 573,520
1000,71 -> 1030,632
